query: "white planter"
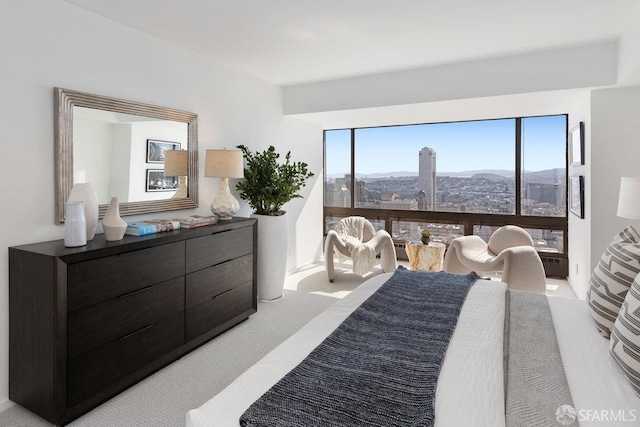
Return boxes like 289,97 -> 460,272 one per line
252,212 -> 288,301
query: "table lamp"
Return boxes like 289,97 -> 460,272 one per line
617,177 -> 640,220
205,149 -> 244,220
164,150 -> 188,199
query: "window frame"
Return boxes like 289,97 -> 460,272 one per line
323,114 -> 569,275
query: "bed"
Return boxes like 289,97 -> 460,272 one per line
186,270 -> 640,427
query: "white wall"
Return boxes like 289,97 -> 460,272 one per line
565,85 -> 640,300
74,119 -> 114,201
0,0 -> 322,411
566,93 -> 592,299
590,86 -> 640,276
618,9 -> 640,86
284,42 -> 617,115
110,124 -> 133,202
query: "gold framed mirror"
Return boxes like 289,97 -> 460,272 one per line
54,88 -> 198,223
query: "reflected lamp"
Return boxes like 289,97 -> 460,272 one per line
205,149 -> 244,220
164,150 -> 189,199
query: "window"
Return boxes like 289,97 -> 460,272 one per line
393,221 -> 464,245
324,114 -> 568,274
520,116 -> 567,217
352,119 -> 516,214
324,129 -> 352,208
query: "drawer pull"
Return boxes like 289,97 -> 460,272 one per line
212,288 -> 234,300
119,285 -> 153,299
119,324 -> 153,340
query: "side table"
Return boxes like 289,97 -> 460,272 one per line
405,240 -> 446,271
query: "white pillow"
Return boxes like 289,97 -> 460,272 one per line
610,273 -> 640,396
587,226 -> 640,338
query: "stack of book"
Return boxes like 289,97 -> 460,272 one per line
173,215 -> 218,229
125,219 -> 181,236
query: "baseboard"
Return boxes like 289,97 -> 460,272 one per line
0,398 -> 15,413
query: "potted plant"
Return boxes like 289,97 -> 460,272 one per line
236,144 -> 314,301
421,230 -> 431,245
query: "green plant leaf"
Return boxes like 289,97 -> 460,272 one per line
235,145 -> 314,215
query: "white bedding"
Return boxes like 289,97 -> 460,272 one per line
548,296 -> 640,426
186,274 -> 506,427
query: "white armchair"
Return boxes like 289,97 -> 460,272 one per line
324,216 -> 397,282
443,225 -> 546,293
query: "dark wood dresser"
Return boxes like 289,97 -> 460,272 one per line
9,217 -> 257,425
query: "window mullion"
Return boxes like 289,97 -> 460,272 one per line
350,129 -> 355,208
515,117 -> 522,216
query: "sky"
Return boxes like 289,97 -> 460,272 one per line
325,115 -> 567,176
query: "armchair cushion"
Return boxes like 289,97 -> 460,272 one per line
443,225 -> 545,294
488,225 -> 534,255
333,216 -> 376,273
324,216 -> 397,282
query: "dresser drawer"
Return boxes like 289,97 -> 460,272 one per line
186,254 -> 253,308
185,227 -> 253,273
67,311 -> 184,407
68,277 -> 184,358
67,241 -> 185,311
186,281 -> 253,341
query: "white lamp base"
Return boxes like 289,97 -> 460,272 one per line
211,177 -> 239,220
171,176 -> 188,199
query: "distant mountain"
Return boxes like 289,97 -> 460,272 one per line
522,168 -> 566,184
327,168 -> 565,180
327,171 -> 418,179
359,171 -> 418,178
438,169 -> 514,178
470,173 -> 510,182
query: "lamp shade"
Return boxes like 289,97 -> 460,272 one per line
617,177 -> 640,220
164,150 -> 188,176
205,149 -> 244,178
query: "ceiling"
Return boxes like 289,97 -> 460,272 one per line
65,0 -> 638,86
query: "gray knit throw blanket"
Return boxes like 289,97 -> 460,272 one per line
240,267 -> 478,427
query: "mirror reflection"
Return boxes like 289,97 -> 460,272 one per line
54,88 -> 198,223
73,106 -> 189,204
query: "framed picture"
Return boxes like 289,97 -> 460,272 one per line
569,122 -> 584,166
146,169 -> 179,192
569,175 -> 584,218
146,139 -> 181,163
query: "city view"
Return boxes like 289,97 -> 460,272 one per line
325,167 -> 565,253
324,115 -> 567,253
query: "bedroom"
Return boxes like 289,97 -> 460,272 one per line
2,0 -> 640,425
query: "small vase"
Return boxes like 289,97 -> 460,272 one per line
102,197 -> 127,241
64,201 -> 87,247
68,183 -> 99,240
421,236 -> 430,245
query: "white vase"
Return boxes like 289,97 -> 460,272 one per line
102,197 -> 127,241
64,201 -> 87,247
252,212 -> 288,301
68,183 -> 99,240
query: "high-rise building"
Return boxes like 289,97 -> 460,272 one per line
354,180 -> 367,204
419,147 -> 436,210
416,190 -> 428,210
324,180 -> 350,207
